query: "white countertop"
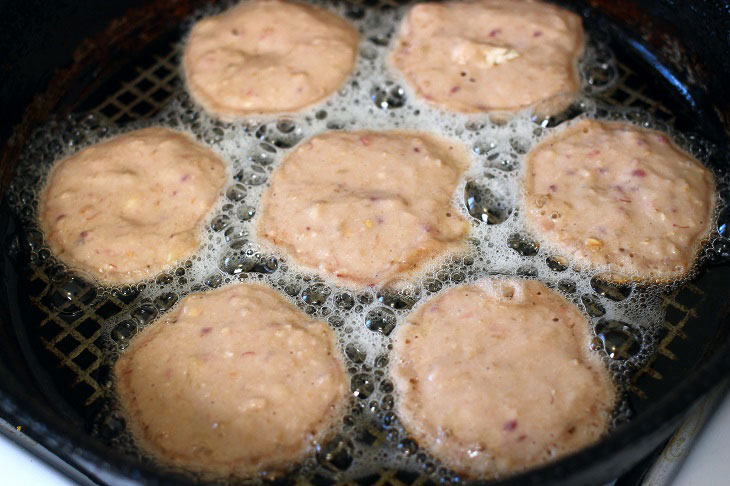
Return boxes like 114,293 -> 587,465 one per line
0,419 -> 84,486
670,392 -> 730,485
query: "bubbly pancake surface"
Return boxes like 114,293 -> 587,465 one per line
524,119 -> 716,281
391,278 -> 616,478
183,0 -> 359,119
114,282 -> 348,478
39,127 -> 226,285
390,0 -> 584,114
257,130 -> 470,286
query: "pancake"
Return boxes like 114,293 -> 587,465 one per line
114,282 -> 348,477
183,0 -> 359,119
523,119 -> 716,281
39,127 -> 226,285
257,130 -> 470,286
391,278 -> 616,478
390,0 -> 584,114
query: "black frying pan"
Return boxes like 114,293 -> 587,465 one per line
0,1 -> 729,485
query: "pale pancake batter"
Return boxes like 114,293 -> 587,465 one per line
258,131 -> 470,286
114,282 -> 347,478
524,119 -> 716,281
183,0 -> 359,119
391,278 -> 616,478
390,0 -> 584,114
39,127 -> 226,285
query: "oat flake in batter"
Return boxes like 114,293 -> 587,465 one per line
114,282 -> 348,478
257,130 -> 470,286
524,119 -> 716,281
39,127 -> 226,285
390,0 -> 585,115
391,278 -> 616,478
183,0 -> 359,119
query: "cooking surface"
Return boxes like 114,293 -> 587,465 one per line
1,1 -> 729,485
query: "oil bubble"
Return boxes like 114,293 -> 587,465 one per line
237,205 -> 256,222
154,292 -> 178,311
316,436 -> 354,471
465,179 -> 512,225
351,373 -> 375,399
211,215 -> 231,232
581,294 -> 606,318
334,292 -> 355,310
507,233 -> 540,256
345,343 -> 367,364
111,320 -> 137,342
301,283 -> 331,306
226,184 -> 247,202
365,307 -> 397,336
595,319 -> 642,359
590,275 -> 632,301
370,85 -> 406,110
546,255 -> 569,272
558,279 -> 577,294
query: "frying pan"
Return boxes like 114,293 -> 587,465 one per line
1,0 -> 729,485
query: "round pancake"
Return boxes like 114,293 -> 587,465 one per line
391,278 -> 616,478
257,130 -> 470,286
390,0 -> 584,114
524,119 -> 716,281
183,0 -> 359,119
39,127 -> 226,285
114,282 -> 348,478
